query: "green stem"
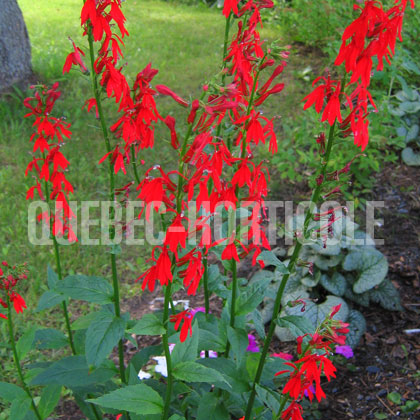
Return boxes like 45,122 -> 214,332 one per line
86,24 -> 126,385
43,174 -> 76,355
6,295 -> 42,420
224,259 -> 237,357
244,123 -> 336,420
131,145 -> 141,185
161,283 -> 174,420
276,395 -> 289,418
203,257 -> 210,358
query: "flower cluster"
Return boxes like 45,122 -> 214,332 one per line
275,305 -> 350,420
0,261 -> 28,319
131,0 -> 289,342
24,83 -> 76,241
303,0 -> 415,151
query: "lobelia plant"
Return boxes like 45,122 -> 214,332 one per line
0,0 -> 414,420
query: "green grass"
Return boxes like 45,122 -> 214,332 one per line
0,0 -> 294,378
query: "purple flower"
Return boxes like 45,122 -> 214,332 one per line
190,307 -> 206,316
246,334 -> 260,353
304,384 -> 315,398
335,345 -> 354,359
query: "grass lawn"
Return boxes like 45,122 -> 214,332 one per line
0,0 -> 302,359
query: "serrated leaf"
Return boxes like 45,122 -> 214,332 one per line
127,344 -> 163,373
197,393 -> 229,420
227,326 -> 248,365
172,361 -> 228,385
129,314 -> 165,336
87,384 -> 163,415
38,385 -> 62,418
71,311 -> 103,330
256,251 -> 288,273
47,265 -> 59,289
198,357 -> 249,392
34,328 -> 68,350
17,327 -> 36,359
0,381 -> 26,402
346,310 -> 366,348
320,272 -> 347,296
10,395 -> 31,420
171,322 -> 199,366
36,290 -> 66,312
85,311 -> 126,366
235,277 -> 271,317
249,309 -> 266,339
255,384 -> 281,413
369,279 -> 403,311
56,275 -> 114,304
402,147 -> 420,166
31,356 -> 115,387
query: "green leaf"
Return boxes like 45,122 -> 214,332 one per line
286,296 -> 349,329
47,265 -> 59,289
129,314 -> 165,336
56,275 -> 114,304
169,415 -> 186,420
256,251 -> 288,274
198,328 -> 225,352
399,101 -> 420,114
320,272 -> 347,296
227,326 -> 248,365
36,290 -> 65,312
198,358 -> 249,392
387,391 -> 402,405
344,249 -> 388,293
197,393 -> 229,420
71,311 -> 102,330
402,147 -> 420,166
171,322 -> 199,366
0,381 -> 26,402
87,384 -> 163,415
128,344 -> 163,373
172,361 -> 228,385
354,251 -> 388,294
10,395 -> 32,420
369,279 -> 403,311
255,384 -> 281,413
276,315 -> 315,338
249,309 -> 266,340
17,327 -> 36,359
346,310 -> 366,348
34,328 -> 68,350
31,356 -> 115,387
374,413 -> 388,419
85,311 -> 126,366
235,277 -> 271,317
38,385 -> 62,418
405,124 -> 419,143
401,400 -> 420,413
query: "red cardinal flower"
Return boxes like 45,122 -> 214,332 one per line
170,309 -> 193,342
63,39 -> 88,74
156,85 -> 188,107
223,0 -> 239,18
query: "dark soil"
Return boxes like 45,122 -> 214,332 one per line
55,163 -> 420,419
